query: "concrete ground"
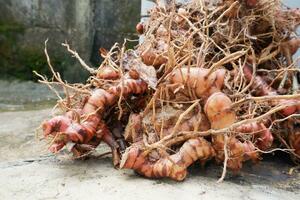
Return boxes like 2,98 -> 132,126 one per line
0,108 -> 299,200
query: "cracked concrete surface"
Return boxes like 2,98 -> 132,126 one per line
0,108 -> 299,200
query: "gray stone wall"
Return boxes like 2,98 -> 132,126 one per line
0,0 -> 141,82
92,0 -> 141,64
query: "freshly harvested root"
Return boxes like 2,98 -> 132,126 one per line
204,92 -> 259,170
124,113 -> 143,143
136,22 -> 144,35
243,64 -> 300,116
140,44 -> 169,68
120,137 -> 215,181
96,66 -> 120,80
71,122 -> 120,165
43,115 -> 100,152
83,78 -> 148,113
122,103 -> 214,180
236,122 -> 273,151
212,135 -> 258,171
204,92 -> 236,129
281,38 -> 300,56
43,115 -> 120,165
244,0 -> 258,8
169,68 -> 226,99
37,0 -> 300,181
42,77 -> 148,159
160,111 -> 210,139
124,103 -> 210,144
243,64 -> 277,97
286,120 -> 300,158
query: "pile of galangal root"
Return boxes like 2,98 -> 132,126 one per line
36,0 -> 300,181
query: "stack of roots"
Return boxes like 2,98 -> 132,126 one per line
37,0 -> 300,181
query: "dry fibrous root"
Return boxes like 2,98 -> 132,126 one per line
42,76 -> 148,165
38,44 -> 154,166
37,0 -> 300,181
121,104 -> 214,181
